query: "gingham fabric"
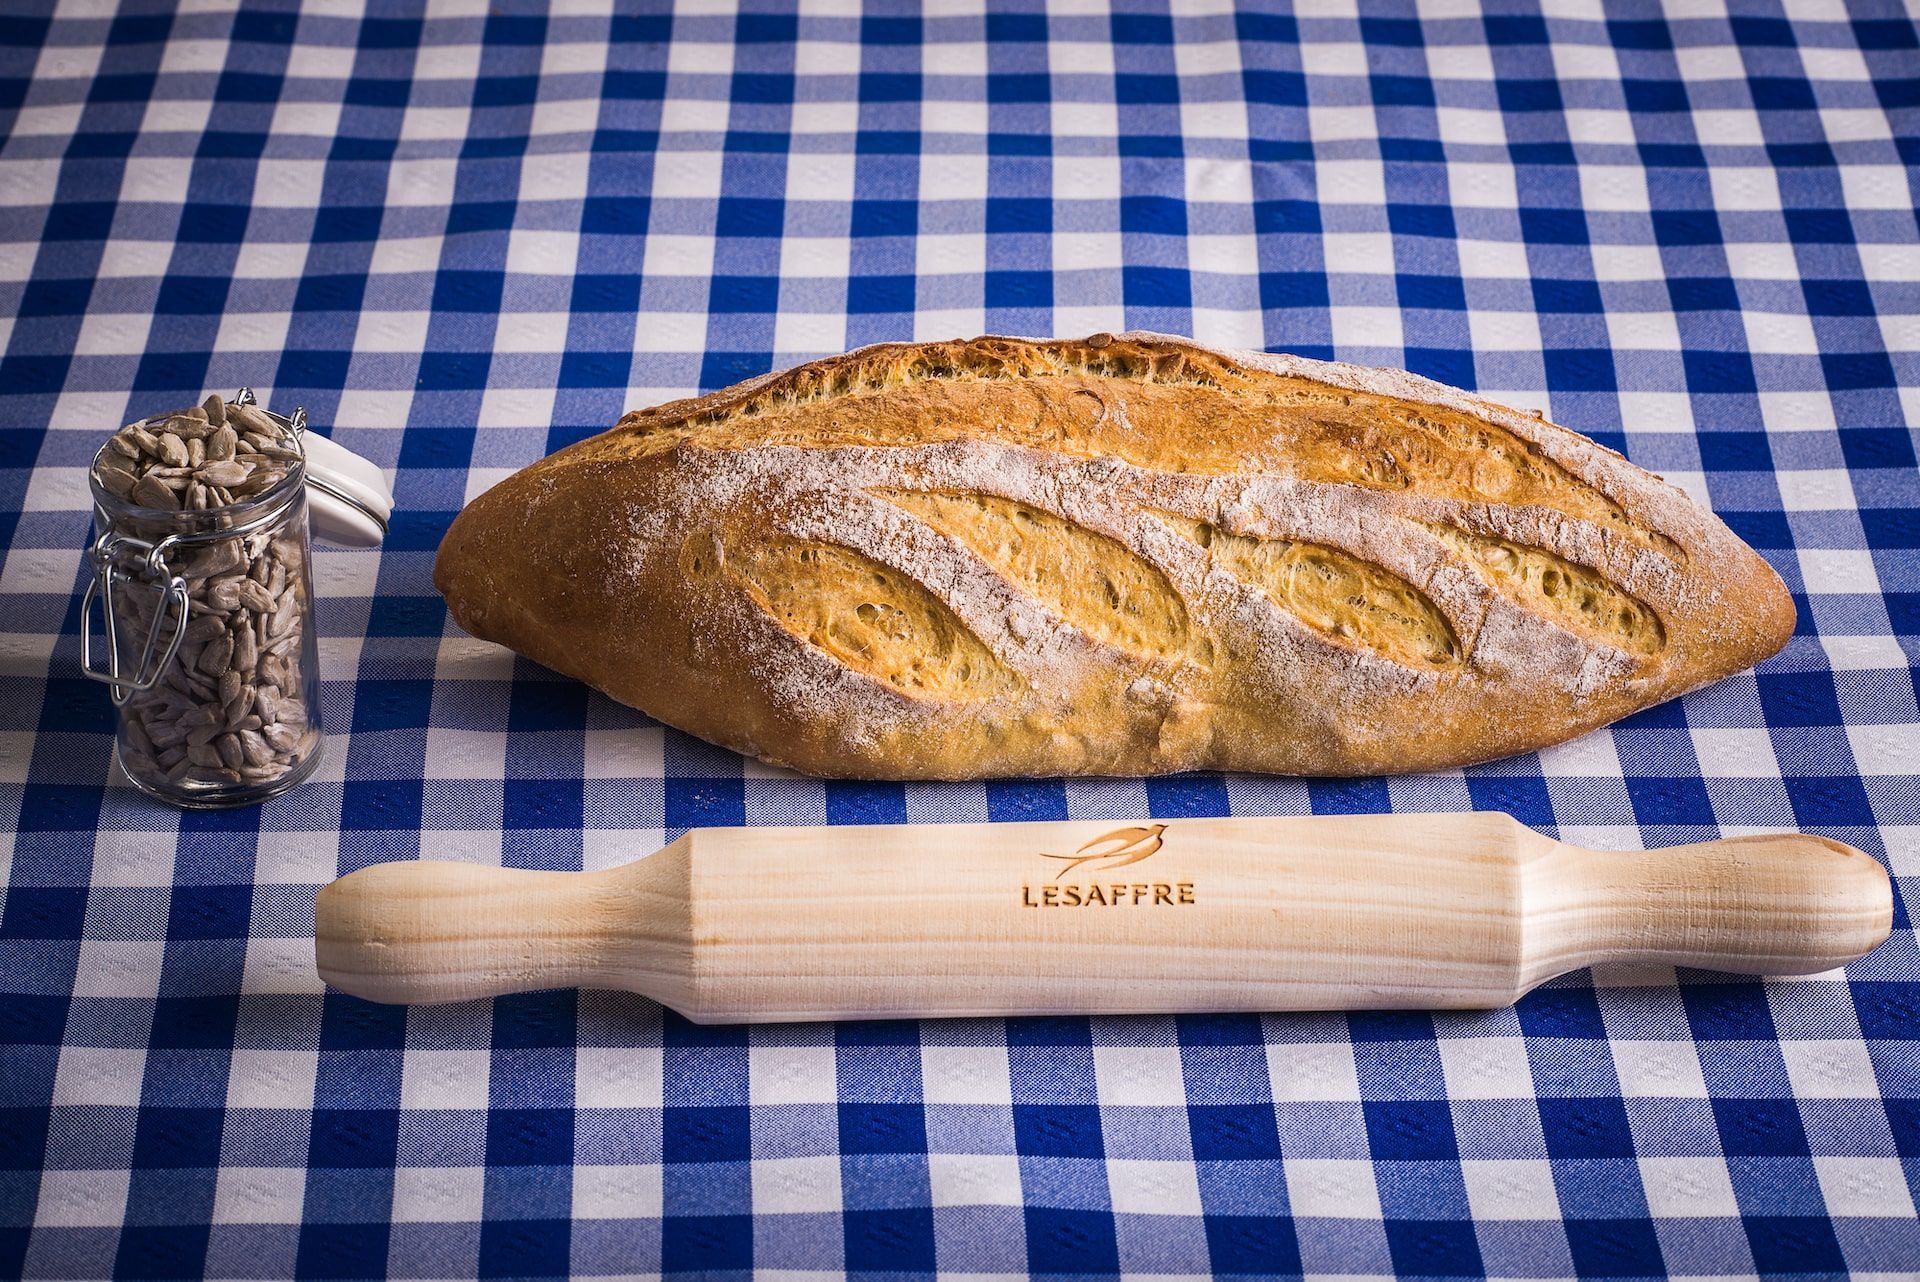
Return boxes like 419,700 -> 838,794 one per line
1,2 -> 1917,1278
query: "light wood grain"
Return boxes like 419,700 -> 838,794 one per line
314,813 -> 1891,1021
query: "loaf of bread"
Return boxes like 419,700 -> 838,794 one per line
436,333 -> 1794,779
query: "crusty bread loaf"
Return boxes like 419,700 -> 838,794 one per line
436,333 -> 1794,779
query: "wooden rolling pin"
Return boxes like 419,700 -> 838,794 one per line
315,813 -> 1891,1021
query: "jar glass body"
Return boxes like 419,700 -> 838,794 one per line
88,457 -> 324,808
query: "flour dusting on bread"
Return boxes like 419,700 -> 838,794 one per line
435,334 -> 1795,778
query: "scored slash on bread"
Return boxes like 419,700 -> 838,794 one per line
435,333 -> 1795,779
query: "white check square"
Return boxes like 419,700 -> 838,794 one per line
1639,1157 -> 1741,1218
477,385 -> 560,427
1726,242 -> 1803,281
778,233 -> 852,281
425,726 -> 510,781
1317,158 -> 1386,207
71,939 -> 165,1000
574,1164 -> 665,1219
369,236 -> 443,277
929,1153 -> 1023,1208
1107,1158 -> 1203,1216
1774,469 -> 1857,513
1580,166 -> 1650,213
1094,1045 -> 1186,1107
752,1156 -> 843,1214
391,1166 -> 485,1223
1742,311 -> 1818,355
507,231 -> 581,277
0,548 -> 86,597
578,1046 -> 665,1110
1606,311 -> 1681,352
1551,41 -> 1620,82
119,157 -> 190,205
212,1167 -> 306,1226
1284,1158 -> 1382,1219
1449,163 -> 1517,210
749,1045 -> 836,1106
921,1044 -> 1012,1107
1590,245 -> 1666,283
1468,309 -> 1542,353
400,107 -> 471,142
1456,238 -> 1530,280
227,1049 -> 318,1111
774,311 -> 849,358
1620,391 -> 1697,435
1691,729 -> 1781,779
353,310 -> 431,354
1611,1041 -> 1708,1098
1329,305 -> 1402,353
1758,391 -> 1837,433
401,1049 -> 491,1111
1797,550 -> 1879,596
233,242 -> 311,279
35,1170 -> 130,1229
1781,1041 -> 1881,1099
0,158 -> 58,207
1847,723 -> 1918,778
1435,105 -> 1509,145
1815,1157 -> 1917,1218
214,311 -> 293,355
415,43 -> 482,81
53,1046 -> 145,1108
1462,1160 -> 1561,1221
1439,1037 -> 1534,1100
1710,167 -> 1784,213
585,727 -> 665,781
1266,1042 -> 1360,1102
1839,164 -> 1910,209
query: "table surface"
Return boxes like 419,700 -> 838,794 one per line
3,2 -> 1918,1278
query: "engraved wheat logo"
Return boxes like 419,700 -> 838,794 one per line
1040,824 -> 1168,881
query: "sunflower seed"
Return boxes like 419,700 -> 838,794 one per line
196,459 -> 252,488
196,634 -> 233,676
132,475 -> 179,509
96,463 -> 136,500
232,624 -> 257,673
238,580 -> 275,613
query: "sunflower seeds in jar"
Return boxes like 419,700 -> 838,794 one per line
84,393 -> 324,808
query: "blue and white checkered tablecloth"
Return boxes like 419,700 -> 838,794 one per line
2,2 -> 1917,1278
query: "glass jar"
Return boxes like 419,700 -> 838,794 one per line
82,394 -> 324,808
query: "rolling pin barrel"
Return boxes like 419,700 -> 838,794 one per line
314,814 -> 1891,1021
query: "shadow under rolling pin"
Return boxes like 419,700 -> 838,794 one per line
315,812 -> 1891,1023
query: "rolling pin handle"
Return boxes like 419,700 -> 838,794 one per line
1527,832 -> 1893,987
316,860 -> 629,1006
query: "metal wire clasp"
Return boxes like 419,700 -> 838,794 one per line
79,531 -> 190,704
234,385 -> 305,438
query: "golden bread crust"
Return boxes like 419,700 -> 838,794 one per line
435,333 -> 1795,779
